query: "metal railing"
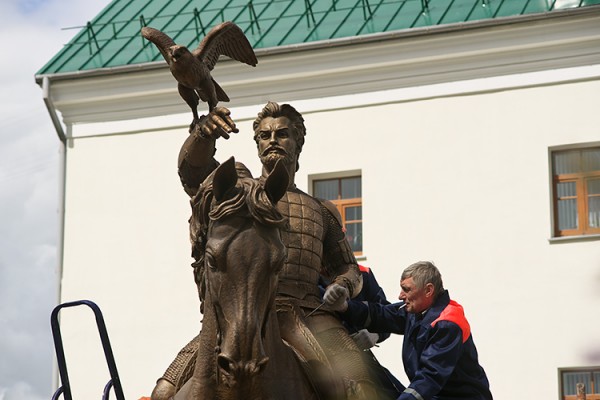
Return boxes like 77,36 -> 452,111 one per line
50,300 -> 125,400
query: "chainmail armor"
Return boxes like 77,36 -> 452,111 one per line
275,189 -> 324,305
161,334 -> 200,390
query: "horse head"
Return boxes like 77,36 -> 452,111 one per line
196,157 -> 288,390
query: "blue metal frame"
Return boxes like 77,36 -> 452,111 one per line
50,300 -> 125,400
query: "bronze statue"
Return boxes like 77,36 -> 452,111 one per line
152,102 -> 379,400
141,22 -> 257,131
172,157 -> 327,399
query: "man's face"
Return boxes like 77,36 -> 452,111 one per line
256,116 -> 298,171
398,277 -> 434,314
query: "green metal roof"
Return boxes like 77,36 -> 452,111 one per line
37,0 -> 600,76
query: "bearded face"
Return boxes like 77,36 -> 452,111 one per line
259,145 -> 296,170
255,116 -> 299,172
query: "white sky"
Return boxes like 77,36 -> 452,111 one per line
0,1 -> 111,399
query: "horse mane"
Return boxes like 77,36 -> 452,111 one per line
188,163 -> 287,312
195,162 -> 286,229
189,162 -> 287,274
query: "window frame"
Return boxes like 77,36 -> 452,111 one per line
558,366 -> 600,400
337,198 -> 363,256
309,170 -> 363,256
549,143 -> 600,240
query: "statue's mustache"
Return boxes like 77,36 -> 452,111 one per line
261,145 -> 288,157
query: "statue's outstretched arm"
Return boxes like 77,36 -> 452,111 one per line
178,107 -> 238,196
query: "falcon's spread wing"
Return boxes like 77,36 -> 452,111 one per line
141,27 -> 177,63
194,21 -> 258,71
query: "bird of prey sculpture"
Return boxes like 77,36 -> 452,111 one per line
141,21 -> 258,131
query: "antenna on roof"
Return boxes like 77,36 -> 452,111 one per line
304,0 -> 316,27
248,1 -> 261,34
361,0 -> 373,21
139,15 -> 148,46
85,22 -> 100,55
194,8 -> 207,37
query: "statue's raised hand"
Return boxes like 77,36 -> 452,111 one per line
193,106 -> 239,140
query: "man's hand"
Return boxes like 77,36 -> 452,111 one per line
323,283 -> 349,312
351,329 -> 379,350
193,106 -> 239,140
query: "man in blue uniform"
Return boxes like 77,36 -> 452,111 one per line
329,261 -> 492,400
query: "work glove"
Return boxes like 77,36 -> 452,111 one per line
323,283 -> 349,312
351,329 -> 379,350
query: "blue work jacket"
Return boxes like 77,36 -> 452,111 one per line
346,290 -> 492,400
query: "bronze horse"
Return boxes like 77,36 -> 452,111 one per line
176,157 -> 321,400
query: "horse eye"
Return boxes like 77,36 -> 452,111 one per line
205,253 -> 217,271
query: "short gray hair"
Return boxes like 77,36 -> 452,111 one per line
401,261 -> 444,296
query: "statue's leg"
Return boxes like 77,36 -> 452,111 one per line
151,315 -> 217,399
308,315 -> 378,400
150,334 -> 199,400
276,301 -> 345,399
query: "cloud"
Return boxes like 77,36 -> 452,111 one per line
0,381 -> 48,400
0,0 -> 111,397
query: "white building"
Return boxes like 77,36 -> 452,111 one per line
37,1 -> 600,399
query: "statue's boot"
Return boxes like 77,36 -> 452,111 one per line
150,335 -> 200,400
150,378 -> 176,400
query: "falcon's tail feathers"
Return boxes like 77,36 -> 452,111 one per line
212,79 -> 230,102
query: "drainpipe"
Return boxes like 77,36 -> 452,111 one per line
42,76 -> 66,143
41,75 -> 67,395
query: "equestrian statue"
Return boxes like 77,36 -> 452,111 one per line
145,22 -> 379,400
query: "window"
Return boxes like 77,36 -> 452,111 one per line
313,175 -> 363,255
551,146 -> 600,237
559,367 -> 600,400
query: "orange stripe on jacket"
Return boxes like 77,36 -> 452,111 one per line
430,300 -> 471,343
358,264 -> 370,273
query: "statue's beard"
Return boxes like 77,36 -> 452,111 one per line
260,146 -> 295,171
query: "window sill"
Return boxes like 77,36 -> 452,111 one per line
548,234 -> 600,244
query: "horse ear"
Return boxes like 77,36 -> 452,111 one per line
264,159 -> 289,204
213,157 -> 238,202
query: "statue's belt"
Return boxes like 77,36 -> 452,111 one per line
277,280 -> 321,302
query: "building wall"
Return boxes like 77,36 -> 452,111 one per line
57,73 -> 600,399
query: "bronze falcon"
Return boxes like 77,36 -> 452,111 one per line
141,22 -> 258,131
